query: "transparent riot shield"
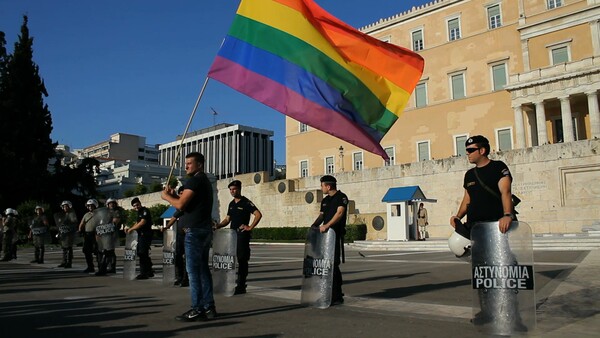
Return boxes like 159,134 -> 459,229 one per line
94,208 -> 116,252
300,228 -> 336,309
470,221 -> 536,336
162,224 -> 176,286
212,229 -> 238,297
123,230 -> 138,280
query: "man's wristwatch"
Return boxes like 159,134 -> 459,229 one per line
503,213 -> 515,220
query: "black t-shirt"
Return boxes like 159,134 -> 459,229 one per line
181,171 -> 213,229
320,190 -> 348,233
136,206 -> 153,234
463,160 -> 512,222
227,196 -> 258,230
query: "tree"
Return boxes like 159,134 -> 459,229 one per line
0,16 -> 56,208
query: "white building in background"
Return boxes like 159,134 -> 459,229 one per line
95,160 -> 172,199
81,133 -> 159,164
159,123 -> 274,179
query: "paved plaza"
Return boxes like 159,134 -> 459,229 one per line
0,243 -> 599,337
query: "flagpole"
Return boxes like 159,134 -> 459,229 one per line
166,76 -> 211,187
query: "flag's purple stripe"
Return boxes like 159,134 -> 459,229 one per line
209,56 -> 387,157
214,36 -> 383,141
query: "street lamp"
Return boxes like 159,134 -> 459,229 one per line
339,145 -> 344,172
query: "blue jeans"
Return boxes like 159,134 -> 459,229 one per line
184,228 -> 214,310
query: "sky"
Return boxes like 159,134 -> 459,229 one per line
0,0 -> 429,164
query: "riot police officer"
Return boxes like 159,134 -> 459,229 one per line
127,197 -> 154,279
79,199 -> 99,273
29,206 -> 49,264
1,208 -> 18,261
56,201 -> 78,268
105,198 -> 124,274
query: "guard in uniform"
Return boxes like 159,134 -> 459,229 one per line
215,180 -> 262,294
29,206 -> 49,264
127,197 -> 154,279
57,201 -> 78,268
311,175 -> 348,306
1,208 -> 18,261
79,199 -> 99,273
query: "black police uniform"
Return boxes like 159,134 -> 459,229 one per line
320,190 -> 348,303
227,196 -> 259,291
136,207 -> 154,277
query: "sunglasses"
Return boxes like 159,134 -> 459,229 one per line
465,147 -> 480,154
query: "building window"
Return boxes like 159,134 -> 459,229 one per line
491,63 -> 507,91
551,46 -> 569,64
547,0 -> 562,9
412,29 -> 424,51
497,128 -> 513,151
299,123 -> 308,133
417,141 -> 430,161
324,156 -> 334,174
487,5 -> 502,29
384,147 -> 395,166
353,152 -> 363,171
300,160 -> 308,177
450,72 -> 466,100
454,135 -> 468,156
415,82 -> 427,108
447,17 -> 461,41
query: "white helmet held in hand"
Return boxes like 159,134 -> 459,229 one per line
61,200 -> 73,208
86,199 -> 99,208
5,208 -> 18,216
448,232 -> 472,262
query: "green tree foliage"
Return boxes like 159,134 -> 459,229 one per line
134,184 -> 148,195
0,16 -> 56,208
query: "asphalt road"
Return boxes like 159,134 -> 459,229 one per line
0,244 -> 594,337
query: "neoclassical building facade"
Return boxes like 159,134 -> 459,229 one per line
285,0 -> 600,178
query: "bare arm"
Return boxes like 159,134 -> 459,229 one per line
240,209 -> 263,232
320,206 -> 345,233
310,213 -> 324,228
161,187 -> 194,211
497,176 -> 514,233
216,215 -> 231,229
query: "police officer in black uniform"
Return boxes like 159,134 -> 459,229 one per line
127,197 -> 154,279
215,180 -> 262,294
310,175 -> 348,306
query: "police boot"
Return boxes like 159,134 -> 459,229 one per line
108,252 -> 116,273
38,246 -> 45,264
31,247 -> 40,263
95,251 -> 108,276
83,256 -> 95,273
65,248 -> 73,268
58,249 -> 67,267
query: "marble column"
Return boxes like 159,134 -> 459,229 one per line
534,101 -> 548,145
587,91 -> 600,139
559,96 -> 575,142
513,104 -> 526,148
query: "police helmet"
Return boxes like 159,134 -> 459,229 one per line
106,198 -> 117,205
86,199 -> 99,208
4,208 -> 18,216
60,200 -> 73,208
35,205 -> 44,212
448,232 -> 472,262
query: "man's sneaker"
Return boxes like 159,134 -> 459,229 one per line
135,274 -> 149,280
203,306 -> 217,320
175,309 -> 203,322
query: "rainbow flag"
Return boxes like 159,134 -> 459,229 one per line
208,0 -> 424,158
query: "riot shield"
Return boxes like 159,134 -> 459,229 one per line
300,228 -> 336,309
470,221 -> 536,336
212,229 -> 237,297
162,224 -> 176,286
123,230 -> 138,280
94,208 -> 117,252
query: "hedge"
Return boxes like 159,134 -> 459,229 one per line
251,224 -> 366,243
